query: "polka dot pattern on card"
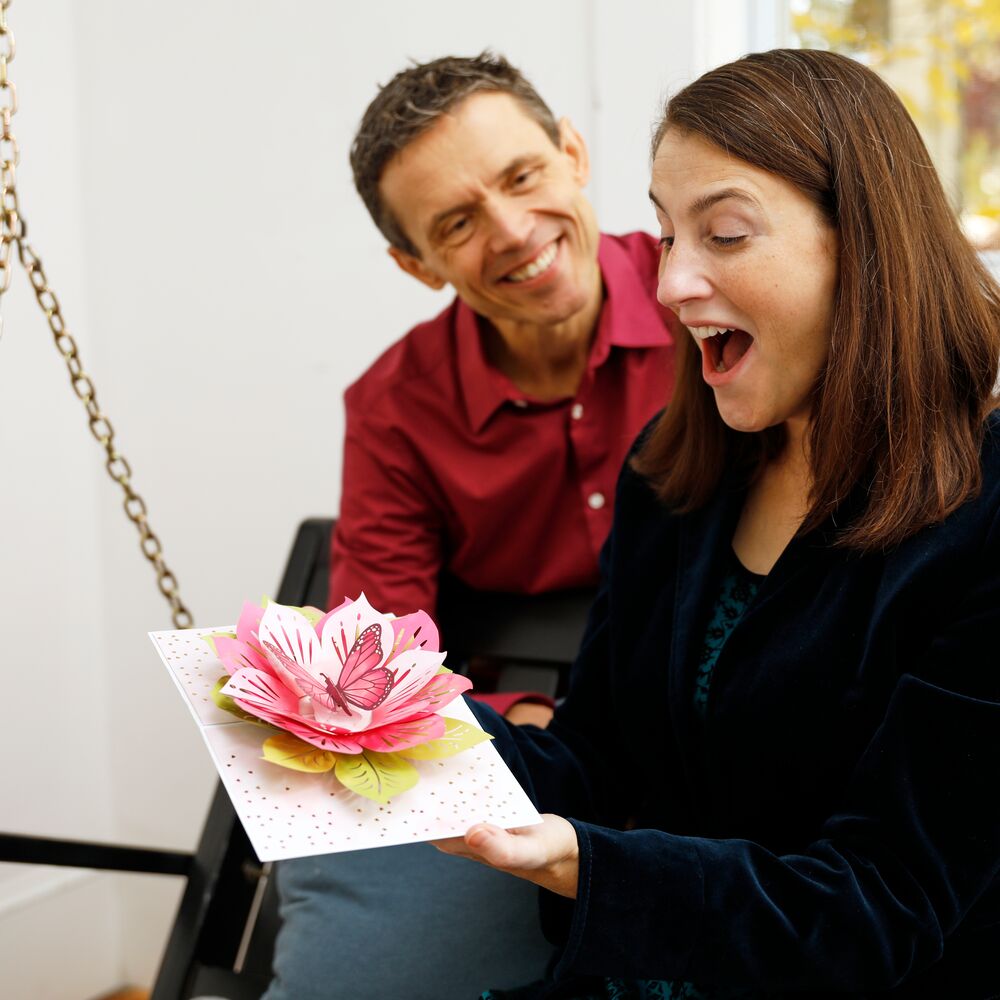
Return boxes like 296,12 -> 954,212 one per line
149,627 -> 541,861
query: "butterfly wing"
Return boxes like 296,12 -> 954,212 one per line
337,623 -> 393,710
260,639 -> 347,713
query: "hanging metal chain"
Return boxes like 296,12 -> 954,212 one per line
0,1 -> 193,628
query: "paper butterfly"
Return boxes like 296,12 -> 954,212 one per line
263,622 -> 393,716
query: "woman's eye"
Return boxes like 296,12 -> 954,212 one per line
712,234 -> 747,247
658,235 -> 675,251
512,169 -> 536,187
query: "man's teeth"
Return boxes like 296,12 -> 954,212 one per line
506,242 -> 558,283
692,325 -> 736,341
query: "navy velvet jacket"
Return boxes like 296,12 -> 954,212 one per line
472,416 -> 1000,997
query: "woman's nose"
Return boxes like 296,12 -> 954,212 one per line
656,243 -> 713,310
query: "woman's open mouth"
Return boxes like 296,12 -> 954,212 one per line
695,325 -> 755,379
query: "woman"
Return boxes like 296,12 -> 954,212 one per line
437,48 -> 1000,998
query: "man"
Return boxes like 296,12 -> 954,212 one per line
263,54 -> 676,1000
330,53 -> 675,624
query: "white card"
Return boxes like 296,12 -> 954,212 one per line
150,626 -> 541,861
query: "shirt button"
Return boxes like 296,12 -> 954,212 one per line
571,403 -> 584,420
587,491 -> 605,510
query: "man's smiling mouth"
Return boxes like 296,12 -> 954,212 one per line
503,240 -> 559,283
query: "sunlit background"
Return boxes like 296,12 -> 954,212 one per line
791,0 -> 1000,249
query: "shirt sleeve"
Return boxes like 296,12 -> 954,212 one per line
329,394 -> 445,616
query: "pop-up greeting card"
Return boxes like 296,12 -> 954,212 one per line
150,594 -> 540,861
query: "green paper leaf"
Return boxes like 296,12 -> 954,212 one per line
334,750 -> 418,803
261,732 -> 338,773
210,675 -> 271,727
202,631 -> 237,657
397,717 -> 493,760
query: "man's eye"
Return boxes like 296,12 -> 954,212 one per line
512,169 -> 536,187
445,217 -> 469,238
712,234 -> 746,247
658,235 -> 674,251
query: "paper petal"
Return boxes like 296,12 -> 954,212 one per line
380,647 -> 448,710
214,636 -> 271,682
315,592 -> 393,667
211,675 -> 272,726
356,713 -> 446,753
310,698 -> 373,734
222,666 -> 301,723
370,672 -> 472,728
259,602 -> 325,667
236,600 -> 266,646
334,750 -> 418,804
279,718 -> 365,755
390,610 -> 440,656
317,594 -> 354,623
262,732 -> 338,773
397,717 -> 493,760
201,631 -> 237,658
295,605 -> 324,627
412,672 -> 473,710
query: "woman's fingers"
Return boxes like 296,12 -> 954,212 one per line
433,814 -> 580,898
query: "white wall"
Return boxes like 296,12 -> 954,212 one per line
0,2 -> 127,997
0,2 -> 710,995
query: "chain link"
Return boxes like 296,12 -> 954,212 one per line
0,1 -> 194,628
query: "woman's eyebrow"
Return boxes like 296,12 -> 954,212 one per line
648,187 -> 759,218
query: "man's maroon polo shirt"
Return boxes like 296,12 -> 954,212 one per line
330,231 -> 677,615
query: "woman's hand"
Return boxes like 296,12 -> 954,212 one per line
433,813 -> 580,898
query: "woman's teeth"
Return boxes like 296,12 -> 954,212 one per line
506,242 -> 558,283
692,325 -> 736,341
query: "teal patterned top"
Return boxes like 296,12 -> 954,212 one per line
480,550 -> 764,1000
693,552 -> 763,721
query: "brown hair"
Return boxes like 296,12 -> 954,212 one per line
350,52 -> 560,257
633,48 -> 1000,550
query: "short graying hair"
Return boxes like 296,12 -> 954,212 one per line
350,52 -> 560,256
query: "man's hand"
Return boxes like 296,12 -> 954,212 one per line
433,813 -> 579,898
505,701 -> 555,727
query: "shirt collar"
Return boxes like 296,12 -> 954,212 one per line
595,232 -> 674,349
456,233 -> 672,433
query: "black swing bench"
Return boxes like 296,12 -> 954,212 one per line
0,517 -> 594,1000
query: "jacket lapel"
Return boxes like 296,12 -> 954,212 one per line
663,487 -> 743,794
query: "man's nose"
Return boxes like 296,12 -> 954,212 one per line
485,198 -> 532,252
656,243 -> 713,311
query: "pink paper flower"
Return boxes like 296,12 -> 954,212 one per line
216,595 -> 472,755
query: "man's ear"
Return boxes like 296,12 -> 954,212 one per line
557,117 -> 591,187
387,246 -> 447,291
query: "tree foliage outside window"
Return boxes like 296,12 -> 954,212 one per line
790,0 -> 1000,248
